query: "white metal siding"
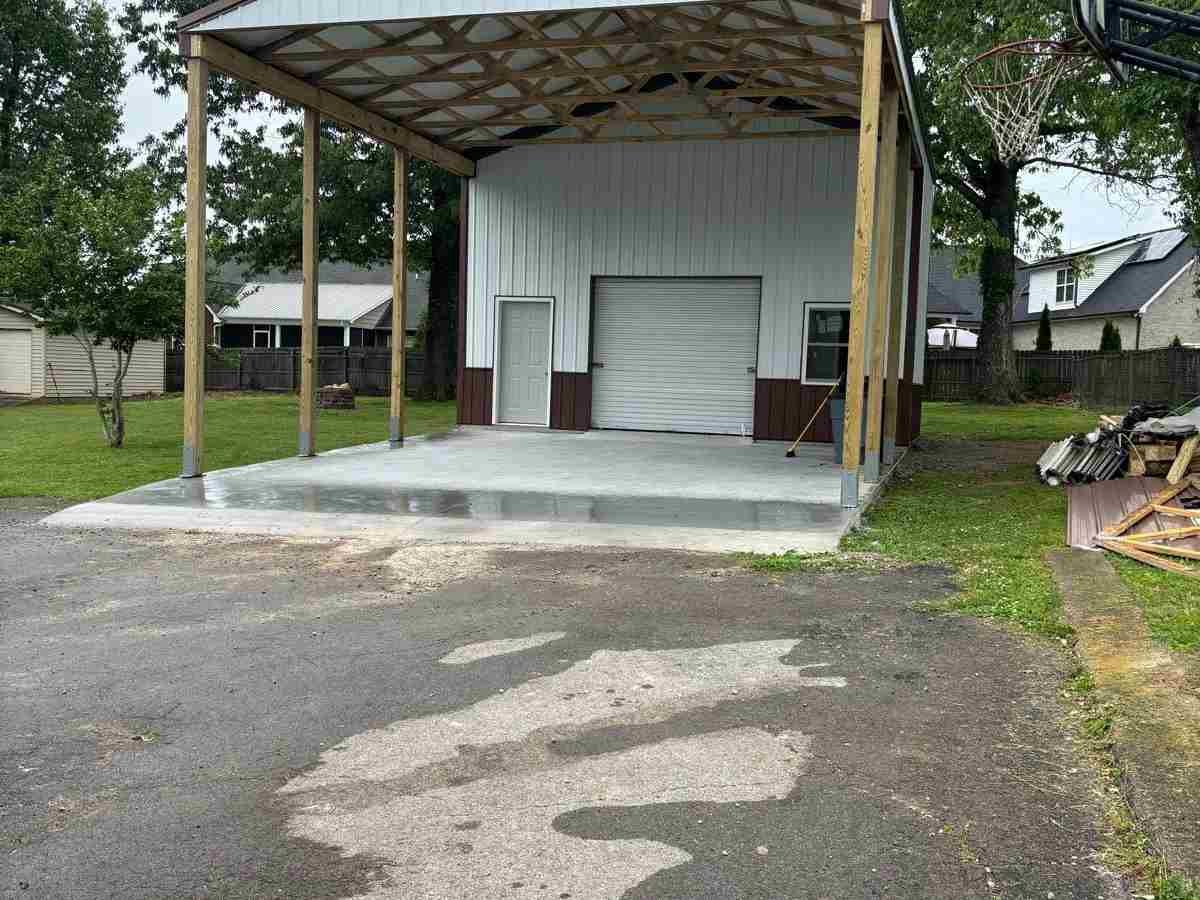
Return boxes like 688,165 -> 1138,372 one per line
0,329 -> 32,394
592,278 -> 759,434
43,336 -> 165,398
466,137 -> 860,380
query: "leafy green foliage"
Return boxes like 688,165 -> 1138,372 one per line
1036,305 -> 1053,351
904,0 -> 1173,400
0,395 -> 457,500
1100,320 -> 1123,351
0,157 -> 185,445
0,0 -> 127,197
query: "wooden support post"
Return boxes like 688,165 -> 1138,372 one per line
881,124 -> 912,467
862,81 -> 899,483
841,21 -> 885,507
390,148 -> 409,448
298,107 -> 320,457
181,58 -> 208,479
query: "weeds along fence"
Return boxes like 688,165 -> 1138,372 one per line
164,348 -> 426,397
924,347 -> 1200,408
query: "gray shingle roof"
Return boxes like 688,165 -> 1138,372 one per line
1012,230 -> 1193,324
927,249 -> 983,321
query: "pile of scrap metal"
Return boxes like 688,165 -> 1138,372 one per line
1094,477 -> 1200,578
1037,401 -> 1200,487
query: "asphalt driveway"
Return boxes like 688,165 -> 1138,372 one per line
2,509 -> 1122,899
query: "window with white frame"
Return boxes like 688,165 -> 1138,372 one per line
802,303 -> 850,384
252,326 -> 271,348
1055,267 -> 1077,306
213,324 -> 222,347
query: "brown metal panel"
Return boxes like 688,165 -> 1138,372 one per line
458,367 -> 492,425
549,372 -> 592,430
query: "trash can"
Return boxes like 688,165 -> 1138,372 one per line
830,397 -> 845,464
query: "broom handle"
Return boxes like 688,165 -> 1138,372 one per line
787,376 -> 842,454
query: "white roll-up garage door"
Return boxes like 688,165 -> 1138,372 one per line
0,329 -> 33,395
591,277 -> 760,435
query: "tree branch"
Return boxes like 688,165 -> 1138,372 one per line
939,167 -> 989,214
1021,156 -> 1168,189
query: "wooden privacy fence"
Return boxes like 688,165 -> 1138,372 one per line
165,348 -> 426,396
924,348 -> 1200,408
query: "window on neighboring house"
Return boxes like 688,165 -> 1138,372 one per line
1055,267 -> 1077,306
213,324 -> 222,348
252,326 -> 271,348
802,303 -> 850,384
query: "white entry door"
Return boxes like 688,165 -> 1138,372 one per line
591,278 -> 760,435
495,298 -> 551,425
0,329 -> 33,394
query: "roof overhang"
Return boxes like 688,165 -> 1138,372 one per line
178,0 -> 932,172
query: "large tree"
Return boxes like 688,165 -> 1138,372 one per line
906,0 -> 1170,401
120,0 -> 464,399
0,0 -> 127,197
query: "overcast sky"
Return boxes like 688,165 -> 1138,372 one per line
117,49 -> 1177,252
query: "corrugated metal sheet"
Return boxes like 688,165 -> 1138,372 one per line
192,0 -> 839,32
591,277 -> 759,435
43,336 -> 165,398
466,136 -> 860,379
219,282 -> 393,324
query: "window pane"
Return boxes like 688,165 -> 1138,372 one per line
808,307 -> 850,343
806,345 -> 848,382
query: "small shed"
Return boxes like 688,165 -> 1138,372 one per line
0,304 -> 165,399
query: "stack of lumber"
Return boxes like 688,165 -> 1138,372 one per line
1120,421 -> 1200,483
1068,476 -> 1200,578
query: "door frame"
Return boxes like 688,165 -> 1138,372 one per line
492,294 -> 554,427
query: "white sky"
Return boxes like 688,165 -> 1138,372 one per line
117,49 -> 1178,253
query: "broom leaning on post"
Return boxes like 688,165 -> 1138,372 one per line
785,375 -> 844,458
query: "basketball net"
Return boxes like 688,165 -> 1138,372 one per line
963,40 -> 1090,163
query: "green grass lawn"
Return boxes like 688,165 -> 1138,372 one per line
920,400 -> 1102,442
745,401 -> 1200,652
0,393 -> 457,501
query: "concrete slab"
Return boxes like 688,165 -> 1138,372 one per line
45,428 -> 894,552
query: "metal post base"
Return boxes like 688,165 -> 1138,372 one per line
388,416 -> 403,448
882,437 -> 896,467
863,452 -> 881,484
180,445 -> 202,479
840,471 -> 860,508
298,432 -> 315,458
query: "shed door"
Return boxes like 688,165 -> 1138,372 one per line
0,329 -> 32,394
591,278 -> 760,435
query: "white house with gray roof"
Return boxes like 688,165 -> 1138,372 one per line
209,263 -> 431,349
1011,228 -> 1197,351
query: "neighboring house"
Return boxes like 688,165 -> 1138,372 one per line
0,304 -> 164,399
208,262 -> 431,350
927,249 -> 983,328
1012,228 -> 1197,350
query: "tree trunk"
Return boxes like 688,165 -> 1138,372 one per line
974,159 -> 1021,403
1178,92 -> 1200,241
421,174 -> 459,401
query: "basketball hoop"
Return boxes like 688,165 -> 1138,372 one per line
963,40 -> 1091,163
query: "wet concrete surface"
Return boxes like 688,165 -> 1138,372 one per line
111,477 -> 846,532
45,428 -> 866,552
1,512 -> 1123,899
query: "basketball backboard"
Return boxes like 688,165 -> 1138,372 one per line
1071,0 -> 1130,83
